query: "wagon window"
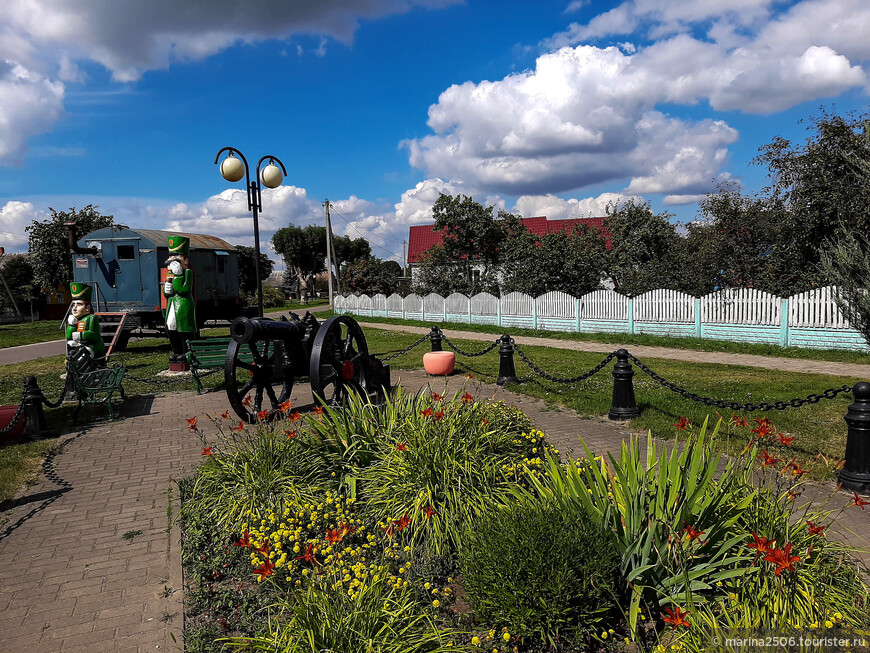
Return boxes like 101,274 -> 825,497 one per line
215,250 -> 228,274
117,245 -> 135,260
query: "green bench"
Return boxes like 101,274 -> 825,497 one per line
66,348 -> 127,421
187,337 -> 254,394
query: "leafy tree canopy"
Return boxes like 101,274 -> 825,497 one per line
272,224 -> 326,303
26,205 -> 116,290
0,254 -> 40,314
233,245 -> 274,295
341,256 -> 401,296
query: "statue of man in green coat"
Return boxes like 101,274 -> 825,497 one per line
163,235 -> 197,363
66,282 -> 104,359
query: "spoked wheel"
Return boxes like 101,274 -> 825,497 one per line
225,338 -> 294,423
309,315 -> 369,406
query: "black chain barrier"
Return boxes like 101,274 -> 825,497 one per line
40,374 -> 73,409
512,341 -> 617,384
375,333 -> 431,362
0,386 -> 27,435
625,351 -> 852,411
440,332 -> 500,358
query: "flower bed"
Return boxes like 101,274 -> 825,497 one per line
180,387 -> 870,652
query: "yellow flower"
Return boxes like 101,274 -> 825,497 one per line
502,632 -> 510,642
601,631 -> 608,639
424,582 -> 431,589
471,637 -> 480,646
432,599 -> 440,608
826,620 -> 834,628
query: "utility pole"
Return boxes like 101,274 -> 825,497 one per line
0,248 -> 23,321
402,240 -> 407,277
323,199 -> 335,306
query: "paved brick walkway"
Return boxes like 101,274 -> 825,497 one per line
0,366 -> 868,651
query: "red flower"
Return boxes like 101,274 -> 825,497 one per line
234,530 -> 252,548
673,417 -> 690,430
752,424 -> 774,439
220,410 -> 230,420
396,442 -> 407,451
252,557 -> 275,581
324,528 -> 344,545
256,409 -> 270,422
201,446 -> 212,456
731,414 -> 749,427
806,521 -> 825,536
278,400 -> 293,413
232,421 -> 246,432
755,417 -> 772,428
785,462 -> 809,478
338,523 -> 357,537
284,429 -> 298,439
380,522 -> 395,538
242,395 -> 253,407
662,606 -> 691,629
422,505 -> 437,519
748,532 -> 774,555
257,541 -> 270,556
289,411 -> 301,422
461,392 -> 474,403
433,411 -> 444,420
758,450 -> 781,467
420,407 -> 433,418
786,488 -> 803,501
481,418 -> 488,425
430,392 -> 443,401
186,416 -> 198,431
314,406 -> 324,416
850,493 -> 869,510
777,433 -> 795,447
763,542 -> 801,575
295,543 -> 320,565
394,513 -> 412,531
465,373 -> 474,380
681,523 -> 705,542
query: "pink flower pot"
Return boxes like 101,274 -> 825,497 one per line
0,405 -> 25,442
423,351 -> 455,376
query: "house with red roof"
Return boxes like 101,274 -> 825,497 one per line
406,216 -> 609,283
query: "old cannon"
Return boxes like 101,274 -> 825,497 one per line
224,313 -> 390,423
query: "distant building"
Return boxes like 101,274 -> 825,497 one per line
406,216 -> 609,283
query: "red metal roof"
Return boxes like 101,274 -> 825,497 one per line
407,216 -> 609,263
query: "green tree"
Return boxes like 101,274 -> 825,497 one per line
332,235 -> 372,285
415,194 -> 521,296
0,254 -> 40,316
341,257 -> 401,296
603,199 -> 682,295
233,245 -> 274,296
501,223 -> 606,297
272,225 -> 326,304
25,205 -> 116,290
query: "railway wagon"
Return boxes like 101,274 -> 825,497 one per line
71,226 -> 247,347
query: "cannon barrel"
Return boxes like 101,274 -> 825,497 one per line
230,316 -> 307,344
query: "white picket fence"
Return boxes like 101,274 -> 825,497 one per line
334,286 -> 867,351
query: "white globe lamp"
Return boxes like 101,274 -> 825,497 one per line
220,155 -> 245,182
260,163 -> 283,189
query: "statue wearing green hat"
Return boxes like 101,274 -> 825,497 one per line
66,282 -> 104,359
163,235 -> 197,363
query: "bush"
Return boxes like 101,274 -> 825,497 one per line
459,501 -> 620,645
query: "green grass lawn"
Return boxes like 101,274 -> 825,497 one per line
0,319 -> 65,348
327,310 -> 870,365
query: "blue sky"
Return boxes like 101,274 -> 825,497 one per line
0,0 -> 867,267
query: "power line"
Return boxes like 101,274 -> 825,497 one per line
327,205 -> 405,260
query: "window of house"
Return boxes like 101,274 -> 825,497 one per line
117,245 -> 135,260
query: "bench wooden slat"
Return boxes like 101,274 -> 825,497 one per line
67,349 -> 126,420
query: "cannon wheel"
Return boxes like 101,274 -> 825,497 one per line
309,315 -> 369,406
225,338 -> 293,423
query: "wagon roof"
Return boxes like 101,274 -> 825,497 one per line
81,227 -> 236,251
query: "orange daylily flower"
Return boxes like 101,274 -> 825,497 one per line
289,411 -> 301,422
394,513 -> 412,531
465,373 -> 474,380
806,521 -> 825,536
314,406 -> 324,416
748,532 -> 774,555
420,407 -> 433,417
396,442 -> 407,451
461,392 -> 474,403
201,447 -> 212,456
433,410 -> 444,420
256,409 -> 270,422
731,414 -> 749,427
422,505 -> 437,519
673,417 -> 690,430
430,392 -> 443,401
777,433 -> 795,447
338,523 -> 357,537
234,530 -> 252,548
295,543 -> 320,565
786,488 -> 803,501
380,522 -> 396,538
278,400 -> 293,413
242,395 -> 253,407
663,606 -> 691,629
284,429 -> 298,439
763,542 -> 801,576
786,463 -> 809,478
186,416 -> 198,431
850,493 -> 869,510
324,528 -> 345,545
758,450 -> 781,467
232,421 -> 246,432
681,523 -> 705,542
252,557 -> 275,581
220,410 -> 230,420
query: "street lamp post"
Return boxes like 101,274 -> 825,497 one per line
215,147 -> 288,318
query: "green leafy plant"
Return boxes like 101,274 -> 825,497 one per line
459,500 -> 620,646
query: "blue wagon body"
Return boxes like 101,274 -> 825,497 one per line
72,226 -> 245,334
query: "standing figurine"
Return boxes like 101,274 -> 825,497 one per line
163,235 -> 197,364
66,282 -> 104,359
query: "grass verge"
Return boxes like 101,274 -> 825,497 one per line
0,319 -> 65,348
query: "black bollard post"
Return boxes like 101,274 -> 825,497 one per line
839,381 -> 870,494
496,334 -> 517,386
22,376 -> 50,440
429,326 -> 443,352
609,349 -> 640,420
